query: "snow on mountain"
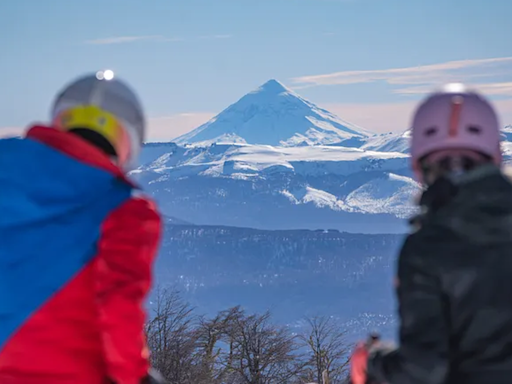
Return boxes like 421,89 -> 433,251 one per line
136,107 -> 511,234
361,125 -> 512,155
132,143 -> 417,233
344,173 -> 419,217
135,86 -> 512,233
137,142 -> 409,178
502,125 -> 512,141
139,142 -> 180,165
173,79 -> 371,147
360,130 -> 410,153
280,172 -> 417,218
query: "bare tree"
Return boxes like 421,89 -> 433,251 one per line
221,310 -> 306,384
144,289 -> 352,384
192,306 -> 243,383
145,286 -> 197,384
299,316 -> 351,384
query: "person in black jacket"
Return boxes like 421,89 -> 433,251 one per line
363,83 -> 512,384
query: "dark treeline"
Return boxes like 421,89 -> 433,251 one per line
145,287 -> 353,384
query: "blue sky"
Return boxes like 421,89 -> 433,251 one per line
1,0 -> 511,140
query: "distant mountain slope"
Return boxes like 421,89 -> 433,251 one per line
153,223 -> 404,339
360,130 -> 410,153
131,142 -> 417,233
138,142 -> 410,177
502,125 -> 512,141
361,126 -> 512,154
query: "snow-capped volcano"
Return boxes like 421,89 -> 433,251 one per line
174,79 -> 371,147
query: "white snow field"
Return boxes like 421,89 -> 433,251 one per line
137,143 -> 409,178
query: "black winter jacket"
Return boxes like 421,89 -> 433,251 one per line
367,165 -> 512,384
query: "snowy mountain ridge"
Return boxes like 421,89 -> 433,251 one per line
360,130 -> 411,153
132,141 -> 416,233
136,127 -> 512,233
136,142 -> 410,178
502,125 -> 512,141
134,76 -> 511,233
174,79 -> 371,147
361,125 -> 512,155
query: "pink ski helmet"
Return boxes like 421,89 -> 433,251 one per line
410,83 -> 502,180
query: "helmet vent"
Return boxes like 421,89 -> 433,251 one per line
425,127 -> 437,137
467,125 -> 481,134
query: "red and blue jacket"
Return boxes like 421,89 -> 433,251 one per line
0,126 -> 162,384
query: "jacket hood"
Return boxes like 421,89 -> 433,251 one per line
0,134 -> 129,229
0,132 -> 134,348
429,165 -> 512,244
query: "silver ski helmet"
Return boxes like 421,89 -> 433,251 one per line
50,70 -> 145,171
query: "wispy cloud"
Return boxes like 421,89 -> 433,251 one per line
397,81 -> 512,96
292,57 -> 512,95
323,98 -> 512,133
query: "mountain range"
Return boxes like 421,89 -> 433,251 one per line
133,80 -> 425,233
134,81 -> 511,232
137,80 -> 510,337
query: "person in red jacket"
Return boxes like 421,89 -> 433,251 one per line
0,71 -> 164,384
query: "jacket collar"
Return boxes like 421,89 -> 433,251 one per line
25,125 -> 137,187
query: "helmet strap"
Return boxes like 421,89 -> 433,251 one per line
68,128 -> 117,158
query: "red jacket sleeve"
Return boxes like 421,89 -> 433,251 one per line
94,196 -> 162,384
350,344 -> 369,384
